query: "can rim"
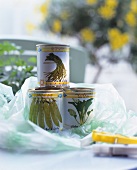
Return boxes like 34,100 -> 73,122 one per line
64,87 -> 95,93
28,87 -> 63,93
36,44 -> 70,47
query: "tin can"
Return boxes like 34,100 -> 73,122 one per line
28,87 -> 63,130
63,88 -> 95,129
36,44 -> 70,87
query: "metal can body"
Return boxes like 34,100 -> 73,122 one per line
28,88 -> 63,130
63,88 -> 95,129
36,44 -> 70,87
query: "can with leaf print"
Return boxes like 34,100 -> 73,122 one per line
28,87 -> 63,130
63,88 -> 95,129
36,44 -> 70,87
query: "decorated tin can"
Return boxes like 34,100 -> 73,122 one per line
28,87 -> 63,130
36,44 -> 70,87
63,88 -> 95,129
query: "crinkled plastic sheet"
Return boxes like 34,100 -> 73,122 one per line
0,77 -> 137,152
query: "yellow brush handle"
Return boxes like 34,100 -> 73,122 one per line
92,130 -> 137,144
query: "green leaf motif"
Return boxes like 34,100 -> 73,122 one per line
87,111 -> 91,116
68,109 -> 77,118
68,98 -> 94,125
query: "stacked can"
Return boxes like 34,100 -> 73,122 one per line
63,88 -> 95,129
28,87 -> 63,130
27,44 -> 69,130
27,44 -> 95,131
36,44 -> 70,87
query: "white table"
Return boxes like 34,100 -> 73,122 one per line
0,148 -> 137,170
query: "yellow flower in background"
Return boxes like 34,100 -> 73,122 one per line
26,22 -> 36,34
80,28 -> 95,42
40,3 -> 47,14
86,0 -> 97,5
108,28 -> 129,50
105,0 -> 118,8
125,12 -> 136,27
130,0 -> 137,14
60,11 -> 70,20
52,19 -> 62,33
98,5 -> 115,19
39,0 -> 50,20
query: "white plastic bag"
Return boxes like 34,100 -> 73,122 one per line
0,77 -> 136,151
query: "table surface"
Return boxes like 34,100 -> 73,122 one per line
1,148 -> 137,170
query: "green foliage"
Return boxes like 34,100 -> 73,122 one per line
130,44 -> 137,73
28,57 -> 37,64
40,0 -> 137,82
0,41 -> 36,94
42,0 -> 134,46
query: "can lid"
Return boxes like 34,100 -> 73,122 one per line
35,87 -> 63,90
28,87 -> 63,93
36,44 -> 70,48
64,87 -> 95,93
